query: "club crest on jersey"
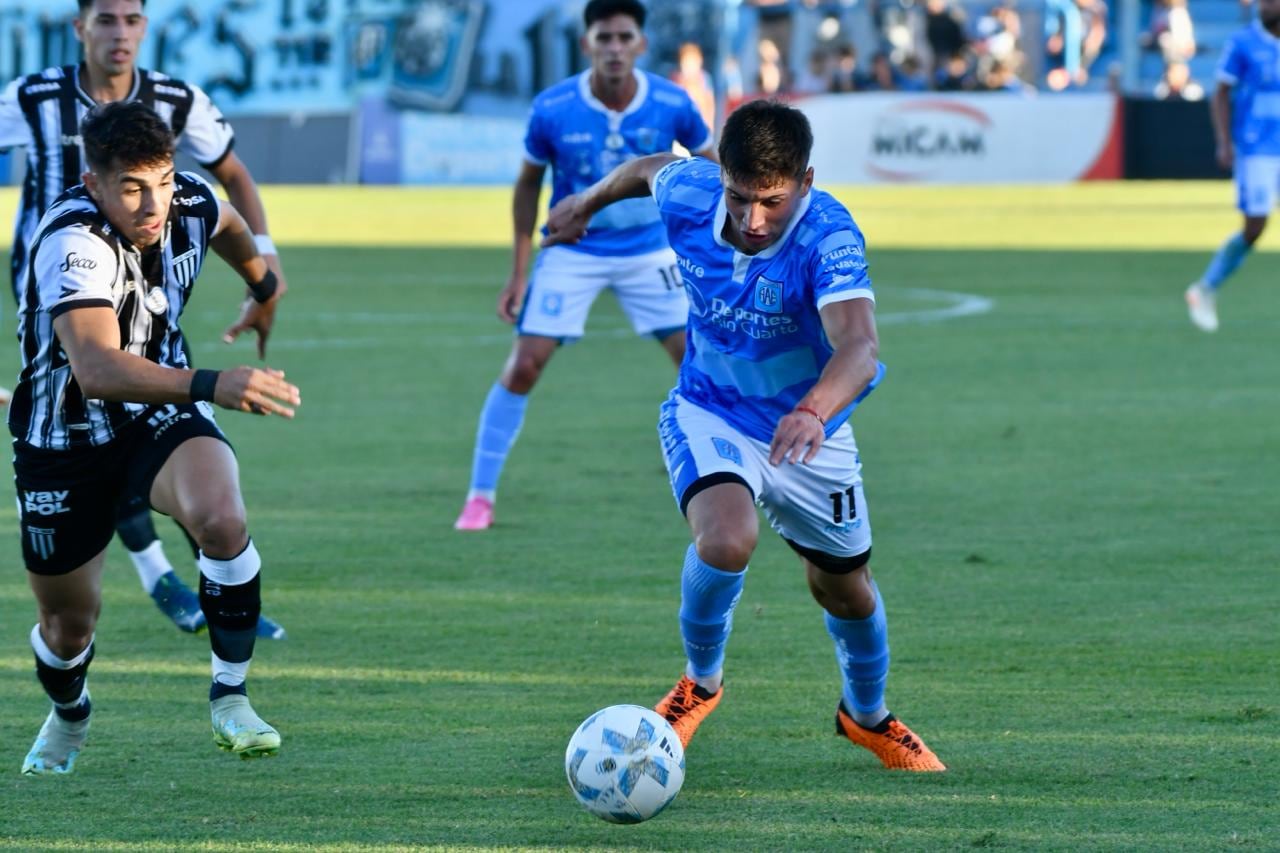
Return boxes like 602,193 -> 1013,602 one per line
27,526 -> 56,560
144,286 -> 169,315
753,279 -> 783,314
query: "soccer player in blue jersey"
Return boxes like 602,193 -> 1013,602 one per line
543,100 -> 944,771
454,0 -> 715,531
1187,0 -> 1280,332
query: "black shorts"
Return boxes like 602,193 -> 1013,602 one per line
14,403 -> 230,576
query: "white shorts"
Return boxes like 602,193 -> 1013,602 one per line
518,245 -> 689,340
658,393 -> 872,561
1235,155 -> 1280,216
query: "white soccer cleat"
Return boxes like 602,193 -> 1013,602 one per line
22,708 -> 90,775
1185,282 -> 1219,332
211,694 -> 281,759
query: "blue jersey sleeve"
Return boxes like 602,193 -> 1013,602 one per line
1218,33 -> 1248,85
523,104 -> 553,165
652,157 -> 719,221
811,227 -> 873,310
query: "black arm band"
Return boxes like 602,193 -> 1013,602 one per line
247,269 -> 278,304
190,369 -> 220,403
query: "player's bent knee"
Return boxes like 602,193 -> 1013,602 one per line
40,614 -> 96,658
188,508 -> 248,559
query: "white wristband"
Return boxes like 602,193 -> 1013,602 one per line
253,234 -> 277,256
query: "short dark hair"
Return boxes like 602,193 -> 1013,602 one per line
79,0 -> 147,11
81,101 -> 175,173
718,100 -> 813,186
583,0 -> 645,29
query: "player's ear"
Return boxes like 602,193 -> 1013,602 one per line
82,171 -> 99,201
800,167 -> 814,195
72,15 -> 86,44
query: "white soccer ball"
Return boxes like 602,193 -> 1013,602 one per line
565,704 -> 685,824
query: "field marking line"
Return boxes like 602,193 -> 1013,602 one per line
191,287 -> 994,352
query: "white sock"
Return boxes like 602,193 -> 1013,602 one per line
686,664 -> 722,695
466,489 -> 496,503
130,541 -> 173,593
212,654 -> 250,688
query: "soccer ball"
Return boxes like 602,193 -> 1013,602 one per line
565,704 -> 685,824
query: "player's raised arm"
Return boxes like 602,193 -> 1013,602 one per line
542,153 -> 683,246
769,298 -> 879,466
211,200 -> 287,359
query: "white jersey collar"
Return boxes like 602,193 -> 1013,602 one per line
577,69 -> 649,122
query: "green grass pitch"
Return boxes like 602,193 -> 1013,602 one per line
0,182 -> 1276,850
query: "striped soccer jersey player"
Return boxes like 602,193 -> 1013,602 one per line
9,171 -> 221,450
0,64 -> 235,296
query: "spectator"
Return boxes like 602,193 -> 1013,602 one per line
1143,0 -> 1197,63
897,54 -> 930,90
828,44 -> 864,92
868,52 -> 899,90
978,57 -> 1031,91
672,42 -> 717,131
1154,59 -> 1204,99
926,0 -> 969,79
936,51 -> 977,89
758,37 -> 787,94
1078,0 -> 1109,81
1044,0 -> 1084,89
796,47 -> 834,93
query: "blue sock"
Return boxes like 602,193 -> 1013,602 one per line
1202,232 -> 1250,290
679,545 -> 746,683
468,382 -> 529,498
825,581 -> 889,726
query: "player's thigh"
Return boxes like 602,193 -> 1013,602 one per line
759,425 -> 872,562
140,405 -> 242,530
610,247 -> 690,335
517,245 -> 609,340
14,444 -> 122,578
1235,155 -> 1280,217
658,393 -> 766,517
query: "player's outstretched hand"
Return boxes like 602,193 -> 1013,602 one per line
223,277 -> 287,359
497,273 -> 527,324
542,193 -> 590,247
769,409 -> 826,466
213,367 -> 300,418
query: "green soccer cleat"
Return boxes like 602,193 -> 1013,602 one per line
211,694 -> 281,759
22,708 -> 90,775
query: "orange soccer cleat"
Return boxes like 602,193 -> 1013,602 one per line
655,675 -> 722,748
835,702 -> 946,772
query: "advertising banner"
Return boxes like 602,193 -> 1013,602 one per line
800,92 -> 1124,184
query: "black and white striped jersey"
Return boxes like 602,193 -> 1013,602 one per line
8,171 -> 222,450
0,64 -> 235,295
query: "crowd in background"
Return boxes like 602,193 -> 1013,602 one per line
650,0 -> 1254,109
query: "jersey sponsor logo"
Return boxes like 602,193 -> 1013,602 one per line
147,403 -> 192,439
172,194 -> 206,208
24,490 -> 71,516
562,132 -> 593,144
753,279 -> 782,314
24,81 -> 61,95
60,134 -> 82,147
153,84 -> 190,99
706,296 -> 798,338
711,437 -> 743,466
60,252 -> 97,272
677,254 -> 705,279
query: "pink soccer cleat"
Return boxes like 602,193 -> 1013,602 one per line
453,497 -> 494,531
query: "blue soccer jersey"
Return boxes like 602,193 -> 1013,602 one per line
1217,22 -> 1280,156
652,157 -> 885,443
525,70 -> 711,257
